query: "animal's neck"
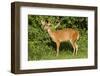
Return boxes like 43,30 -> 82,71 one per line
47,28 -> 53,36
47,28 -> 56,42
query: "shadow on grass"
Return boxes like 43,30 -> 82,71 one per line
47,41 -> 73,53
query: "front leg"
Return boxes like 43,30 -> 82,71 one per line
56,42 -> 60,56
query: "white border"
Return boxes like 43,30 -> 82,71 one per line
20,6 -> 95,70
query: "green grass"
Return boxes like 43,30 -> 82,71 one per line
28,29 -> 88,61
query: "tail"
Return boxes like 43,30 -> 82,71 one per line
77,31 -> 79,40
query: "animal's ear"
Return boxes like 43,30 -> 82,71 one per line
41,20 -> 45,26
45,20 -> 51,26
54,22 -> 60,29
47,21 -> 51,26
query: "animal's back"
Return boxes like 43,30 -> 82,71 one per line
52,28 -> 79,42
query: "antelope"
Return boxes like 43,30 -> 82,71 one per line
41,20 -> 79,56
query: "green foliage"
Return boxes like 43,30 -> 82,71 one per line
28,15 -> 88,60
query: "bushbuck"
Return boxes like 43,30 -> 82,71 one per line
41,20 -> 79,56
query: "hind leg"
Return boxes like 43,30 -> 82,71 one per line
70,40 -> 76,56
75,42 -> 78,55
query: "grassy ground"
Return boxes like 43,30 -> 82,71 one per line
28,29 -> 88,61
